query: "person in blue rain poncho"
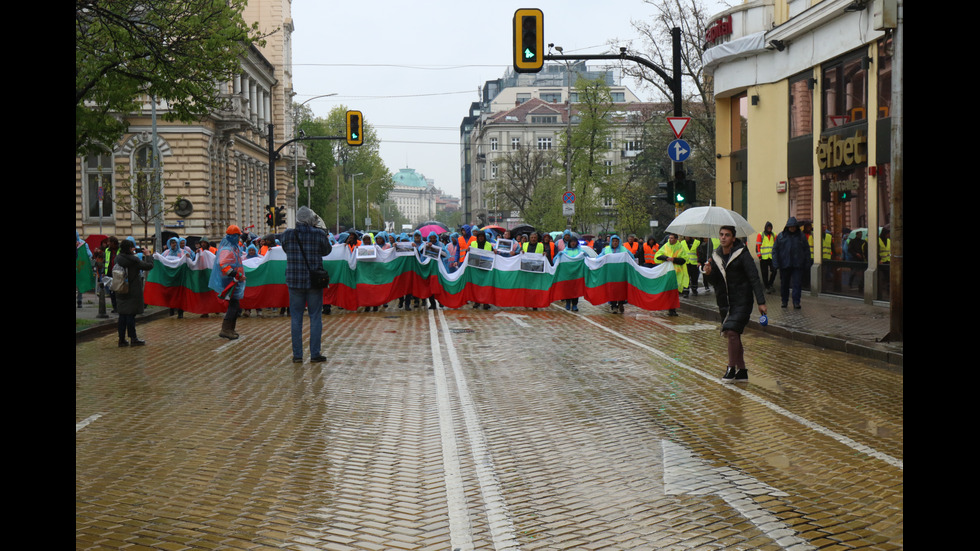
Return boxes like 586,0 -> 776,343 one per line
209,225 -> 246,339
555,234 -> 586,312
598,234 -> 633,314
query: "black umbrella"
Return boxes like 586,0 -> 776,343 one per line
510,224 -> 536,237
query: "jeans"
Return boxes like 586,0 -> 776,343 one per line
289,287 -> 324,358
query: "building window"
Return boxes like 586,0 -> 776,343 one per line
606,137 -> 613,150
517,93 -> 531,104
531,115 -> 559,124
624,140 -> 642,152
537,137 -> 552,150
877,36 -> 892,119
511,137 -> 521,150
540,92 -> 562,103
731,92 -> 748,151
490,162 -> 498,179
822,48 -> 868,129
490,137 -> 498,151
789,72 -> 813,138
611,92 -> 625,102
84,150 -> 114,219
605,160 -> 614,175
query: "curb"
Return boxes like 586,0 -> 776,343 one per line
677,301 -> 903,370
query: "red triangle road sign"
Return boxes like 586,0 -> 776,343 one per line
667,117 -> 691,139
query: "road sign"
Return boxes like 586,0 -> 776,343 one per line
668,139 -> 691,162
562,191 -> 575,204
563,203 -> 575,216
667,117 -> 691,139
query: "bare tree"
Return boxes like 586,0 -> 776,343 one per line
618,0 -> 720,193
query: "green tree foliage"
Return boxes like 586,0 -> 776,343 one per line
75,0 -> 267,154
318,106 -> 393,232
562,76 -> 616,232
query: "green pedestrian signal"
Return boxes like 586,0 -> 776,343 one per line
345,110 -> 363,146
513,9 -> 543,73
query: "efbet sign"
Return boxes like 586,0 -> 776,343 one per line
816,129 -> 867,170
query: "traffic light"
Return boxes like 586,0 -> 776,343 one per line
345,110 -> 363,146
275,205 -> 287,226
513,8 -> 543,73
675,179 -> 696,205
266,205 -> 275,227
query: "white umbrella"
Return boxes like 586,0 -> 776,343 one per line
665,205 -> 755,239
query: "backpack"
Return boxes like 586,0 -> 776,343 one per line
109,263 -> 129,293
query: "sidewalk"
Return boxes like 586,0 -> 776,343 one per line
678,286 -> 903,368
76,287 -> 903,368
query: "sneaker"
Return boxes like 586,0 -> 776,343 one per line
292,357 -> 303,364
722,367 -> 748,384
310,355 -> 327,363
571,305 -> 578,312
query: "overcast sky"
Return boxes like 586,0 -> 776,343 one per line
291,0 -> 727,199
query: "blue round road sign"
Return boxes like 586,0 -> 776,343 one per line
668,139 -> 691,162
562,191 -> 576,204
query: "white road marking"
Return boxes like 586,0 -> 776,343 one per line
557,306 -> 903,470
493,312 -> 531,328
662,439 -> 815,551
436,308 -> 522,551
76,413 -> 103,433
427,308 -> 475,551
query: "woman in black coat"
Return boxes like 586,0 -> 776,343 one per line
703,226 -> 767,384
114,239 -> 155,346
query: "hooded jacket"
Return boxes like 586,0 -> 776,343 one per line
772,217 -> 810,270
706,238 -> 766,333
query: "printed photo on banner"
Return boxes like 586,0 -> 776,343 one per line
422,243 -> 443,260
495,238 -> 515,256
394,242 -> 416,256
466,247 -> 495,270
520,253 -> 547,273
356,245 -> 377,259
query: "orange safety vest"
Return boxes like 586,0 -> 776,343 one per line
642,242 -> 660,264
624,241 -> 639,256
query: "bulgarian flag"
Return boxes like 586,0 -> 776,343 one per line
144,247 -> 680,312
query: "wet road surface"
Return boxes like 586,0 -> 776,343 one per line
77,302 -> 903,550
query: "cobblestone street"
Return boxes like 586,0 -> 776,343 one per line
77,302 -> 903,550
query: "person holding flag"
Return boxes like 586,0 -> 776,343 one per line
209,225 -> 247,340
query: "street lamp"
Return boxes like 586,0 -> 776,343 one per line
351,172 -> 363,230
293,93 -> 337,210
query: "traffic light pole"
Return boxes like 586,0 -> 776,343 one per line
267,122 -> 346,227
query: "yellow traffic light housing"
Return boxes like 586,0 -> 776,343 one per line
345,110 -> 363,146
513,8 -> 543,73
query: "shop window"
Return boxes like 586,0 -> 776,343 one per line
822,49 -> 868,129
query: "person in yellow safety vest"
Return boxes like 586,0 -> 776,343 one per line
878,228 -> 891,264
521,231 -> 544,254
680,236 -> 701,297
655,233 -> 688,316
821,225 -> 833,261
756,222 -> 776,292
